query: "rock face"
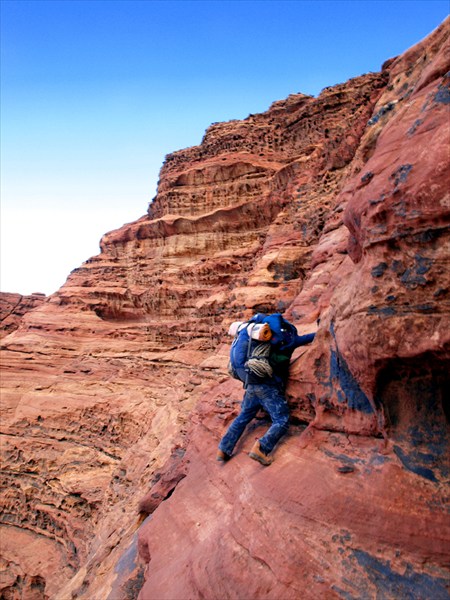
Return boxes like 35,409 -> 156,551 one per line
0,292 -> 46,339
0,19 -> 449,600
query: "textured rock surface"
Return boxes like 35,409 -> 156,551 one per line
0,19 -> 449,600
0,292 -> 46,338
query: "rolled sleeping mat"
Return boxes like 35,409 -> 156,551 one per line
228,321 -> 245,336
254,323 -> 272,342
228,321 -> 272,341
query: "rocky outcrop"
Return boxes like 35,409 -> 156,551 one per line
0,18 -> 448,600
0,292 -> 46,338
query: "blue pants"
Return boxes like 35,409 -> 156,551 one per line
219,384 -> 289,456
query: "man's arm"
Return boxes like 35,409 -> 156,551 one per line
293,332 -> 316,347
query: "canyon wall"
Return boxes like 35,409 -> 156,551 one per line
0,293 -> 46,339
0,19 -> 449,600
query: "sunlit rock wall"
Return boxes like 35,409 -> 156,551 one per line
0,18 -> 448,600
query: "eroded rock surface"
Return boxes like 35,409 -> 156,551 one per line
0,18 -> 448,600
0,293 -> 46,339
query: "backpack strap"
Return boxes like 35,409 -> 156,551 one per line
244,323 -> 256,389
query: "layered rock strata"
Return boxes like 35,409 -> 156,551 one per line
0,18 -> 449,600
0,293 -> 46,339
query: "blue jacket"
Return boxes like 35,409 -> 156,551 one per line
246,313 -> 315,388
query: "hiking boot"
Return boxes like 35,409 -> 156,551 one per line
249,441 -> 273,466
216,449 -> 231,462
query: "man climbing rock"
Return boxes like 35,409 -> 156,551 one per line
217,312 -> 319,466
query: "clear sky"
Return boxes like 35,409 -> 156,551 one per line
1,0 -> 448,295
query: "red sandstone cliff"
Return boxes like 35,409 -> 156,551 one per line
0,19 -> 449,600
0,293 -> 46,339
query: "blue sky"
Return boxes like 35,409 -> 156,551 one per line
1,0 -> 448,295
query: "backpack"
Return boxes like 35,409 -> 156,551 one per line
260,313 -> 298,353
227,313 -> 301,386
227,320 -> 272,385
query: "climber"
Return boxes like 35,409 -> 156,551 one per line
217,311 -> 319,466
